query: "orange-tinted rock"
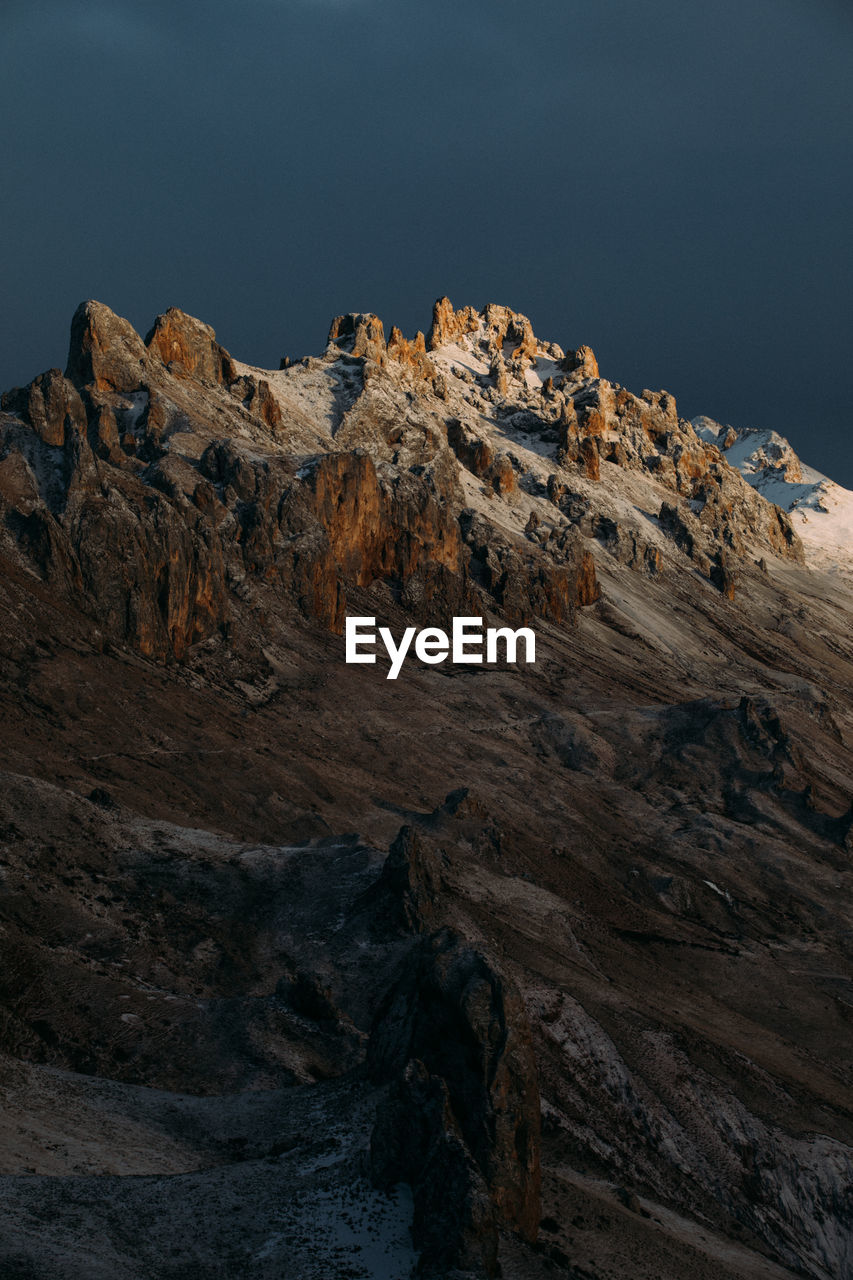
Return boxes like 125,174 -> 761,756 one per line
385,326 -> 436,379
145,308 -> 237,385
327,312 -> 386,363
255,379 -> 282,432
282,451 -> 467,632
143,388 -> 170,438
576,548 -> 601,603
89,402 -> 121,459
0,295 -> 693,669
482,303 -> 538,364
578,406 -> 607,438
672,442 -> 720,490
562,344 -> 599,379
641,387 -> 678,425
232,376 -> 284,433
426,296 -> 481,350
579,437 -> 600,481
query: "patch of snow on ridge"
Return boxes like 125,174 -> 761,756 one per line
434,345 -> 489,380
524,352 -> 563,390
692,416 -> 853,572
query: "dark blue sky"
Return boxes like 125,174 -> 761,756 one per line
3,0 -> 852,483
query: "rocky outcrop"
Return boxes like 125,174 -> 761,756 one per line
372,1058 -> 499,1277
446,418 -> 517,495
1,369 -> 86,448
578,435 -> 600,481
385,326 -> 436,380
461,509 -> 599,625
228,374 -> 283,433
481,303 -> 538,366
369,928 -> 541,1277
0,294 -> 809,672
694,418 -> 805,483
546,480 -> 665,575
561,343 -> 599,379
1,297 -> 853,1280
280,450 -> 469,631
545,377 -> 806,570
145,308 -> 237,385
327,312 -> 387,363
427,296 -> 482,350
65,300 -> 150,393
375,822 -> 449,935
447,418 -> 495,478
598,518 -> 662,574
489,351 -> 508,396
659,481 -> 803,591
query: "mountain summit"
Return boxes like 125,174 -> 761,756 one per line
0,294 -> 824,658
0,297 -> 851,1279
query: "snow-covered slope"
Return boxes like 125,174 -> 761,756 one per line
693,416 -> 853,573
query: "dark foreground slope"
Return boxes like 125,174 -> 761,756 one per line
0,299 -> 850,1279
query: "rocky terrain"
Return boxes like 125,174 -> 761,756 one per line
0,296 -> 851,1279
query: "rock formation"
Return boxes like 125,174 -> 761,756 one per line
0,295 -> 850,1280
369,928 -> 541,1276
145,307 -> 237,385
327,311 -> 387,363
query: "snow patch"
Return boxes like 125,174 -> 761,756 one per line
703,879 -> 733,905
691,416 -> 853,572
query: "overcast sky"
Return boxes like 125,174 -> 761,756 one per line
2,0 -> 851,482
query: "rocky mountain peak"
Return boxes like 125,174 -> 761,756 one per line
427,294 -> 482,349
65,298 -> 149,393
327,311 -> 387,362
1,293 -> 853,1280
0,293 -> 821,674
145,306 -> 237,385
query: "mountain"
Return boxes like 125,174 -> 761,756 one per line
0,296 -> 851,1280
693,415 -> 853,577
